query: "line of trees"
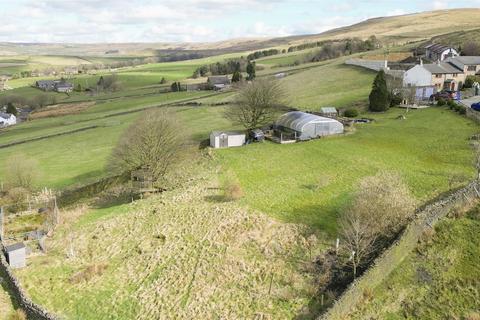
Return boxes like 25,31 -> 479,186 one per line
247,49 -> 280,61
192,58 -> 248,78
0,93 -> 57,111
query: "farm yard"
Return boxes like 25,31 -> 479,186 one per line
1,7 -> 480,319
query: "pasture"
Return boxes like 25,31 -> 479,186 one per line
348,214 -> 480,319
215,107 -> 477,235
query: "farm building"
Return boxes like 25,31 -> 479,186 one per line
0,112 -> 16,127
35,79 -> 74,92
275,111 -> 344,141
210,131 -> 245,148
424,44 -> 459,62
320,107 -> 338,118
5,242 -> 26,269
207,76 -> 231,90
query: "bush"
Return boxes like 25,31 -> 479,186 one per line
4,154 -> 40,190
447,99 -> 457,109
344,108 -> 359,118
437,98 -> 446,106
6,187 -> 29,213
222,173 -> 244,201
7,310 -> 26,320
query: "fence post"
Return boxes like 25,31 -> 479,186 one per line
0,207 -> 3,242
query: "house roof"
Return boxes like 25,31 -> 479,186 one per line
422,62 -> 461,74
5,242 -> 25,252
276,111 -> 340,132
0,112 -> 13,119
55,82 -> 73,88
211,131 -> 245,137
445,56 -> 480,67
320,107 -> 337,113
425,44 -> 456,54
36,80 -> 56,85
208,76 -> 230,85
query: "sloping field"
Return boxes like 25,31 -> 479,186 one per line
284,9 -> 480,44
348,213 -> 480,319
216,107 -> 477,234
15,172 -> 320,319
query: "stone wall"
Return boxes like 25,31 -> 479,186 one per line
321,180 -> 480,320
0,242 -> 58,320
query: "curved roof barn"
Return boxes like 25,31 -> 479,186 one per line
276,111 -> 343,140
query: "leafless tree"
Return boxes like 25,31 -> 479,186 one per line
225,78 -> 286,131
108,109 -> 190,185
4,154 -> 40,190
338,171 -> 416,278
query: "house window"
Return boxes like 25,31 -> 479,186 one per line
435,74 -> 442,78
467,66 -> 477,72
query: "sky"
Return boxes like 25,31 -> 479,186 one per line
0,0 -> 479,43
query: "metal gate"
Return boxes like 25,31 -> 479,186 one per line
219,134 -> 228,148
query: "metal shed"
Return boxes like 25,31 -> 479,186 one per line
275,111 -> 344,140
210,131 -> 246,148
320,107 -> 338,118
5,242 -> 26,269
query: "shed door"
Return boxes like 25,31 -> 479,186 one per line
315,124 -> 330,136
219,134 -> 228,148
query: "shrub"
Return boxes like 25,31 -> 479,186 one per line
4,154 -> 40,190
447,99 -> 457,109
6,187 -> 29,213
222,173 -> 244,201
344,108 -> 359,118
458,105 -> 466,115
437,98 -> 446,106
7,310 -> 26,320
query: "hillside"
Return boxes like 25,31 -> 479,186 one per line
1,9 -> 479,60
347,210 -> 480,319
281,9 -> 480,45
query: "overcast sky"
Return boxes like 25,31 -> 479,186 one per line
1,0 -> 479,43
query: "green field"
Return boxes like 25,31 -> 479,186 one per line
216,107 -> 477,235
348,212 -> 480,320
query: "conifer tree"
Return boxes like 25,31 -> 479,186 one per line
369,70 -> 390,112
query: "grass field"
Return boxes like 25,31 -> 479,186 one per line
348,211 -> 480,320
215,107 -> 477,235
14,170 -> 322,319
0,91 -> 223,189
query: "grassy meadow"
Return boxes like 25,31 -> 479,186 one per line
216,107 -> 477,235
348,212 -> 480,320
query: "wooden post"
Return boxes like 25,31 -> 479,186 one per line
335,238 -> 340,255
0,207 -> 4,242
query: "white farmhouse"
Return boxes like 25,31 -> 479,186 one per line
0,112 -> 16,127
403,61 -> 465,91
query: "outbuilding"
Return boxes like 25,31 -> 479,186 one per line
0,112 -> 16,127
320,107 -> 338,118
5,242 -> 26,269
275,111 -> 344,140
210,131 -> 246,148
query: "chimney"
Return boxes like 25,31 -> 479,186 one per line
420,58 -> 423,66
436,59 -> 441,65
384,60 -> 388,70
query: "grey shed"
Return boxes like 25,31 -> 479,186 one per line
275,111 -> 344,140
320,107 -> 338,118
5,242 -> 26,269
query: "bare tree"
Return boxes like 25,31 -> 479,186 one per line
225,78 -> 286,131
4,154 -> 40,190
338,171 -> 416,278
108,109 -> 189,185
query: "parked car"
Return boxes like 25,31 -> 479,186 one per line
471,102 -> 480,112
249,129 -> 265,142
430,91 -> 454,101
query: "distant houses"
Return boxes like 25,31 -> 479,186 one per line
35,80 -> 74,93
0,112 -> 16,127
